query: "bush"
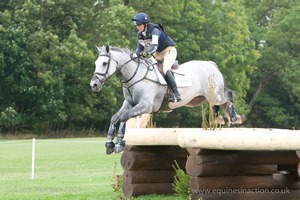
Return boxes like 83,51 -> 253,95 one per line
172,161 -> 191,199
0,107 -> 22,132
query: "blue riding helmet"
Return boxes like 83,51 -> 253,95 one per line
131,12 -> 150,26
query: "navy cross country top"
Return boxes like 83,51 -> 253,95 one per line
135,23 -> 175,55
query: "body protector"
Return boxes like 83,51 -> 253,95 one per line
135,23 -> 175,55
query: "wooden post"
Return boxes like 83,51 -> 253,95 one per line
298,163 -> 300,178
238,151 -> 300,165
178,128 -> 300,150
124,128 -> 181,145
186,154 -> 278,177
121,145 -> 189,198
123,183 -> 174,198
122,128 -> 300,199
189,174 -> 300,190
123,170 -> 175,184
185,149 -> 300,200
121,149 -> 187,170
191,190 -> 300,200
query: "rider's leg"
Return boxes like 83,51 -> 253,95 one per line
155,46 -> 181,102
165,70 -> 181,102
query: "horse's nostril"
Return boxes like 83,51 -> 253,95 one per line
93,84 -> 98,88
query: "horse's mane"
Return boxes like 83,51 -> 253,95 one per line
96,45 -> 132,55
110,46 -> 132,54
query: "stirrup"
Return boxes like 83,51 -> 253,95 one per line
174,98 -> 181,103
174,93 -> 181,102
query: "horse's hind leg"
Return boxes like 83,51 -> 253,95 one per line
212,105 -> 219,115
222,89 -> 241,126
221,101 -> 233,126
213,105 -> 225,125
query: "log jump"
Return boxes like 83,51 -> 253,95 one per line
121,128 -> 300,199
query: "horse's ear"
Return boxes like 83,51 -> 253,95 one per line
95,46 -> 101,53
105,45 -> 110,53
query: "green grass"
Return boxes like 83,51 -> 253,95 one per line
0,138 -> 181,200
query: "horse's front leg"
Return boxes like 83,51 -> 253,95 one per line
105,122 -> 116,154
114,121 -> 126,153
114,102 -> 152,153
105,100 -> 132,154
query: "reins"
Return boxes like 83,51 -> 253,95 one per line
121,56 -> 158,90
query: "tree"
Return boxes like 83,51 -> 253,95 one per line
0,1 -> 96,132
243,0 -> 300,128
2,0 -> 297,133
0,11 -> 30,132
193,0 -> 259,112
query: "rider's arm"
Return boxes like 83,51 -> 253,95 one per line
146,28 -> 160,55
135,42 -> 144,55
135,32 -> 145,54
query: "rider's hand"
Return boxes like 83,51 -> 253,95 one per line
140,51 -> 149,58
130,52 -> 138,59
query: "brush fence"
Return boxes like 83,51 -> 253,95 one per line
121,128 -> 300,199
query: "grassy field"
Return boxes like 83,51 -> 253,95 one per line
0,137 -> 181,200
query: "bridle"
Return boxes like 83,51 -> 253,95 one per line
93,52 -> 145,83
93,52 -> 156,90
93,53 -> 118,83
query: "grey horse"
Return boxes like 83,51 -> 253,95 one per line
90,45 -> 243,154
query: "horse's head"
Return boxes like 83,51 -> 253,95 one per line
90,45 -> 119,92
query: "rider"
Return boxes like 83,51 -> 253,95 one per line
131,12 -> 181,102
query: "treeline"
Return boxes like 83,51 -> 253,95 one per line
0,0 -> 299,134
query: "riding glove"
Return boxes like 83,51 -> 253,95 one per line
140,51 -> 149,58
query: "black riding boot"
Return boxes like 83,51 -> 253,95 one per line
165,70 -> 181,102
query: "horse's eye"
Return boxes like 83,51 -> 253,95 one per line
103,62 -> 108,66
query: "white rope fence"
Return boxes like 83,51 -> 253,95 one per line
31,138 -> 35,179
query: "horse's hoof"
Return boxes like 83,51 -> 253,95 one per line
241,115 -> 247,123
105,142 -> 115,155
106,147 -> 114,155
114,144 -> 124,153
232,115 -> 243,124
